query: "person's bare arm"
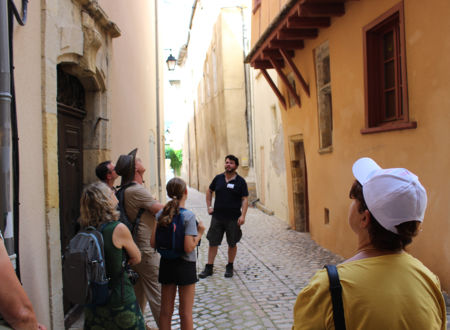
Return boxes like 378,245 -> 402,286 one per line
184,221 -> 205,253
112,223 -> 141,265
0,241 -> 39,330
149,202 -> 164,215
206,189 -> 214,215
237,196 -> 249,226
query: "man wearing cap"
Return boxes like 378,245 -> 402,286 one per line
115,149 -> 164,327
95,160 -> 118,190
292,157 -> 446,329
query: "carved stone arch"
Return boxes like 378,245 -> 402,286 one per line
56,61 -> 109,186
57,61 -> 105,93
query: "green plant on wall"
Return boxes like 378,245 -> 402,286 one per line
165,147 -> 182,176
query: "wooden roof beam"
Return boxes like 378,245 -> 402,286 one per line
269,39 -> 304,50
253,59 -> 284,70
280,49 -> 310,97
268,56 -> 301,107
260,69 -> 287,110
262,49 -> 294,60
278,28 -> 318,40
287,16 -> 331,29
300,3 -> 345,17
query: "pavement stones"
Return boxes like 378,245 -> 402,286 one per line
71,187 -> 450,329
144,187 -> 344,329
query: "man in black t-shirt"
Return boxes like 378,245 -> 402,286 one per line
199,155 -> 249,279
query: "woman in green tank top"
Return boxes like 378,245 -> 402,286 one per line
79,182 -> 145,330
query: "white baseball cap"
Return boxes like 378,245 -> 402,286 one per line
352,157 -> 427,234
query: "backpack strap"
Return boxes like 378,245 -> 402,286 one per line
179,209 -> 201,259
117,182 -> 145,238
324,265 -> 346,330
133,208 -> 145,237
99,222 -> 108,233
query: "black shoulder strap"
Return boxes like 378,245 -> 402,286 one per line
324,265 -> 346,330
133,208 -> 144,237
99,222 -> 108,233
117,182 -> 144,236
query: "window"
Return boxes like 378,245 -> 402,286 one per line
314,41 -> 333,151
324,208 -> 330,225
362,3 -> 416,133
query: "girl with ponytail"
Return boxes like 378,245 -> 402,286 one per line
151,177 -> 205,330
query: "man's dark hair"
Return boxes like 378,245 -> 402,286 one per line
95,161 -> 112,182
349,180 -> 419,251
225,154 -> 239,167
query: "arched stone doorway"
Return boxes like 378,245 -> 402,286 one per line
38,2 -> 120,327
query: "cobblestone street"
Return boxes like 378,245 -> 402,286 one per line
144,187 -> 344,329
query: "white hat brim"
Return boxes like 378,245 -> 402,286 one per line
352,157 -> 382,184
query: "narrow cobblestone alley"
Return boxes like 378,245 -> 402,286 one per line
145,187 -> 344,329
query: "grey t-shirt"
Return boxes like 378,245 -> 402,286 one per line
156,208 -> 198,262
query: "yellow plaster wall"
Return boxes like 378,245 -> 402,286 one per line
273,0 -> 450,291
251,0 -> 288,48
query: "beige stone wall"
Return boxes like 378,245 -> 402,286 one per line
181,121 -> 200,190
251,69 -> 288,222
252,0 -> 450,291
11,0 -> 163,327
99,0 -> 165,201
13,1 -> 51,326
190,9 -> 250,193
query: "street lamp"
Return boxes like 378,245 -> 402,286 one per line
166,53 -> 177,71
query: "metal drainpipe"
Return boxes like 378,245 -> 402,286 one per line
0,0 -> 14,259
154,0 -> 162,200
240,6 -> 253,168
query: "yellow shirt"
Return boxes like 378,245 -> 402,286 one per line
292,253 -> 446,330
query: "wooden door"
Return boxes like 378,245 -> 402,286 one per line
57,105 -> 84,252
57,67 -> 86,316
290,139 -> 309,232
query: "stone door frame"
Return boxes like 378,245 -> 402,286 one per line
41,1 -> 120,327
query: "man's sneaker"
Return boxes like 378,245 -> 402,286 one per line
199,264 -> 213,279
224,263 -> 233,278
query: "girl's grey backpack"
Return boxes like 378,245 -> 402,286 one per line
63,225 -> 109,305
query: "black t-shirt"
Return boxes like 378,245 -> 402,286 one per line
209,173 -> 248,221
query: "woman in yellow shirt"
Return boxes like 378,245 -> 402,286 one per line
292,157 -> 447,330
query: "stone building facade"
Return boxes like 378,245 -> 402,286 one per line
9,0 -> 164,327
246,0 -> 450,292
179,1 -> 289,224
